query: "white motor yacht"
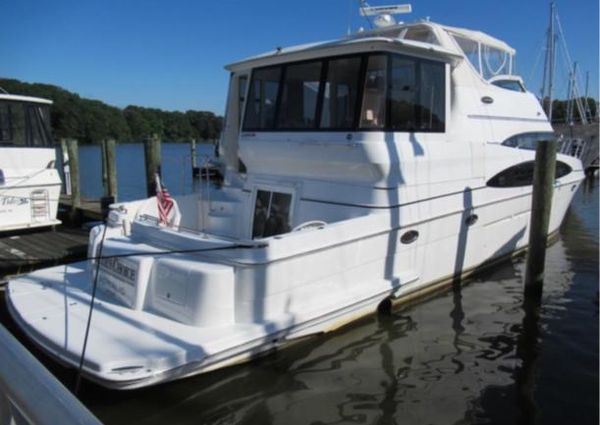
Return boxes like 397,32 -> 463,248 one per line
6,7 -> 585,389
0,93 -> 61,232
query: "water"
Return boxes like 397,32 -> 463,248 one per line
76,142 -> 216,201
67,177 -> 595,425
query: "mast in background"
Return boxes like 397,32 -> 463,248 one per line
540,1 -> 556,122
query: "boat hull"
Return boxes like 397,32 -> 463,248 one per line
5,176 -> 582,389
0,148 -> 62,232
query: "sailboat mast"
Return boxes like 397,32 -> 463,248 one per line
546,1 -> 556,122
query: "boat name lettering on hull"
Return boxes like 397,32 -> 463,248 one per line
100,257 -> 137,286
0,197 -> 29,206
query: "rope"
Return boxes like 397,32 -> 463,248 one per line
73,222 -> 107,395
0,239 -> 265,265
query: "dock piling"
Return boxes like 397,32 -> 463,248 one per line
102,139 -> 118,199
524,139 -> 557,297
59,138 -> 71,195
101,138 -> 118,216
144,134 -> 162,197
65,139 -> 81,222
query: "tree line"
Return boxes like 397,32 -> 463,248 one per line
541,97 -> 598,124
0,78 -> 223,144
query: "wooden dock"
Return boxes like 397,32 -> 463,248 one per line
59,195 -> 103,221
0,227 -> 89,278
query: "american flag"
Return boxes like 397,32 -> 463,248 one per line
155,173 -> 174,225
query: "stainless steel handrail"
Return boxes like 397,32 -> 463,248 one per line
0,323 -> 102,425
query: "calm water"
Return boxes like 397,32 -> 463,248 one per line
76,142 -> 215,201
68,177 -> 596,425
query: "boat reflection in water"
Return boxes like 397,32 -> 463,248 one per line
80,180 -> 598,425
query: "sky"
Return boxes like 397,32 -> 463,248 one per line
1,0 -> 598,114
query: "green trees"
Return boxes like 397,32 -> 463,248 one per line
541,97 -> 598,123
0,78 -> 222,143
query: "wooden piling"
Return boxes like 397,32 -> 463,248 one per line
144,134 -> 161,197
191,138 -> 200,178
65,139 -> 81,221
101,140 -> 108,193
102,139 -> 118,201
524,139 -> 557,297
59,139 -> 71,195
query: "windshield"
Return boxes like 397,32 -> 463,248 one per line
452,34 -> 513,79
0,101 -> 53,147
481,45 -> 510,79
402,26 -> 440,45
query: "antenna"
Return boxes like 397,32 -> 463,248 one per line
359,2 -> 412,28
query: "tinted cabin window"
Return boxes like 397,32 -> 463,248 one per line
403,26 -> 440,45
360,55 -> 387,129
0,102 -> 11,142
238,75 -> 248,127
492,79 -> 524,92
418,60 -> 445,131
242,52 -> 446,133
502,132 -> 555,150
252,190 -> 292,238
0,102 -> 51,147
390,56 -> 417,131
487,161 -> 572,187
320,56 -> 361,129
389,57 -> 445,132
277,61 -> 322,129
244,66 -> 281,130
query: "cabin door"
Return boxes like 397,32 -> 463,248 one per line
250,186 -> 295,239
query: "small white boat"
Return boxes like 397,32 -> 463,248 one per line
0,93 -> 61,232
6,5 -> 585,389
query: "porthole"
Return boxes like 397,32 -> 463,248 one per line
400,230 -> 419,244
465,214 -> 478,226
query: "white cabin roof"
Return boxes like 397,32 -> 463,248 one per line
226,35 -> 462,72
0,93 -> 53,105
225,19 -> 514,72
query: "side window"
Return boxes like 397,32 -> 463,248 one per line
252,190 -> 292,238
8,103 -> 26,146
502,132 -> 555,150
277,61 -> 322,129
320,56 -> 362,129
238,75 -> 248,128
453,35 -> 480,74
403,26 -> 440,45
27,105 -> 45,147
487,161 -> 572,187
0,102 -> 11,143
492,79 -> 524,92
417,60 -> 445,132
360,55 -> 387,129
241,52 -> 447,133
243,66 -> 281,130
390,56 -> 417,131
389,56 -> 445,132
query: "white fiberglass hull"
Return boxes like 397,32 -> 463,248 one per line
0,148 -> 62,232
5,177 -> 582,390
